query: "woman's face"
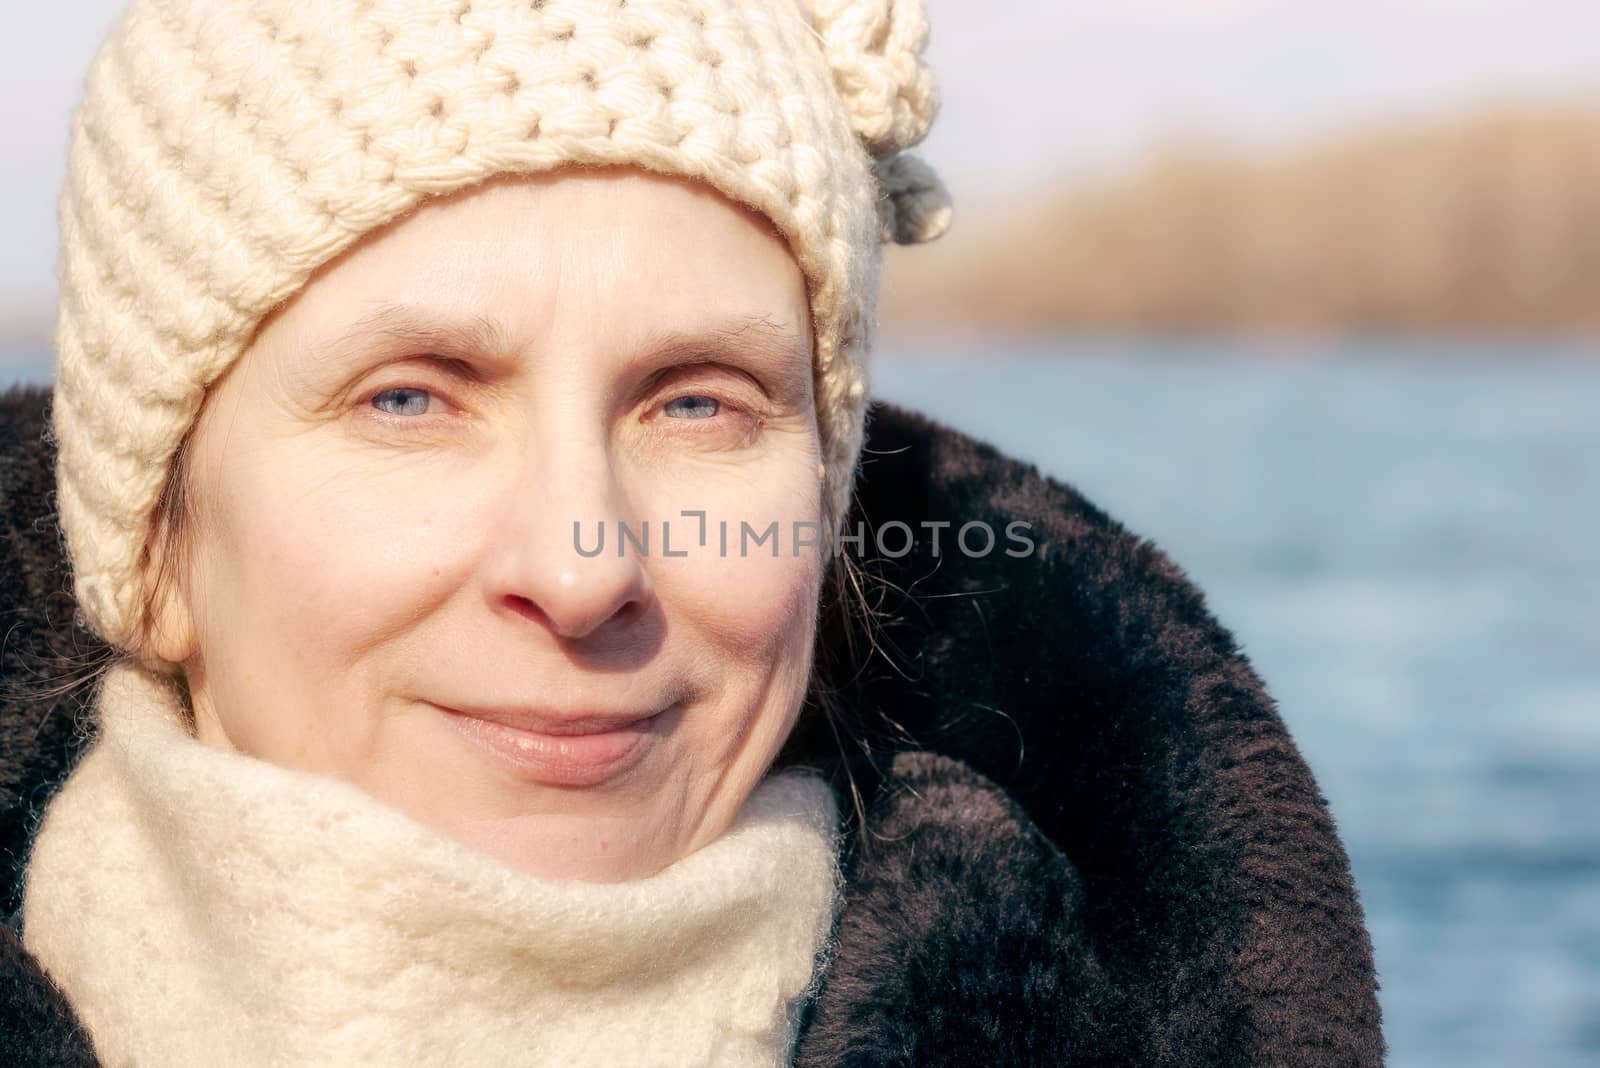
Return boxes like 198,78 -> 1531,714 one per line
148,168 -> 827,882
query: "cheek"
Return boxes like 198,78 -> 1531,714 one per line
664,538 -> 821,667
195,448 -> 470,669
633,455 -> 826,674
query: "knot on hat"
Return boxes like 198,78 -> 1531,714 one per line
800,0 -> 938,159
874,151 -> 951,244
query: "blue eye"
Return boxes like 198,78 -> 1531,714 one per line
663,395 -> 720,420
371,387 -> 432,417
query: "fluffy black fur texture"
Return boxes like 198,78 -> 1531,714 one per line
0,383 -> 1385,1065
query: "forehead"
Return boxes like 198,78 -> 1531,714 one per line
324,167 -> 805,303
260,168 -> 814,377
297,300 -> 813,383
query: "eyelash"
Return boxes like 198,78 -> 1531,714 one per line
356,380 -> 753,432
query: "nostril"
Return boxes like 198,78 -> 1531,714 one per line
503,589 -> 647,638
505,594 -> 550,626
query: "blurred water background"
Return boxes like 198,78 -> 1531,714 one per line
7,340 -> 1597,1065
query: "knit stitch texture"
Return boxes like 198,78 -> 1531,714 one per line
20,659 -> 845,1066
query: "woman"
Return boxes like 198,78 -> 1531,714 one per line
0,0 -> 1386,1064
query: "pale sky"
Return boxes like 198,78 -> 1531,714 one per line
4,0 -> 1599,315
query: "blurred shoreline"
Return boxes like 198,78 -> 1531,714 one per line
882,99 -> 1600,342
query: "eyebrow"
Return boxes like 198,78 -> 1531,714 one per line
298,302 -> 812,397
631,315 -> 812,394
301,301 -> 517,371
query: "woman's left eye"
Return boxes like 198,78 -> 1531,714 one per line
370,387 -> 435,417
662,395 -> 720,420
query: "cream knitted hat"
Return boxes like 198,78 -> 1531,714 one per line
50,0 -> 950,653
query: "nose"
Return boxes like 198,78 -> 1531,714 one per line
482,436 -> 655,642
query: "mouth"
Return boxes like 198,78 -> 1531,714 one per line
432,702 -> 668,787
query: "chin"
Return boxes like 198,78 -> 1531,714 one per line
355,710 -> 682,882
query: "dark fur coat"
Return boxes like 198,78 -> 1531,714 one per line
0,383 -> 1385,1065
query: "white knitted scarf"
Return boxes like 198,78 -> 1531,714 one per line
20,661 -> 844,1067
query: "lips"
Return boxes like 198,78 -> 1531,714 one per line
444,705 -> 660,737
432,701 -> 667,787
